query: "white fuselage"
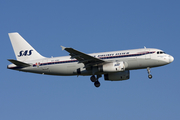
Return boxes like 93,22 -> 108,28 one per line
7,32 -> 174,87
8,48 -> 174,76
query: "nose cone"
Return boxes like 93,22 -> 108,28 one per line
169,56 -> 174,63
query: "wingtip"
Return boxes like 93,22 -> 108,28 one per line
61,46 -> 66,50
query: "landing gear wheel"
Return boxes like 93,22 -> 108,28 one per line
148,74 -> 152,79
94,80 -> 100,87
90,75 -> 102,87
147,67 -> 152,79
90,75 -> 96,82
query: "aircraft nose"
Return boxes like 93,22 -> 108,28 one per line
169,55 -> 174,63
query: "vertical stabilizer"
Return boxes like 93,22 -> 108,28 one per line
8,32 -> 45,61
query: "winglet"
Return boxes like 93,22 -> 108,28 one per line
61,46 -> 66,50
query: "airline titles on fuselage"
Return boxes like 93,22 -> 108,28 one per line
94,52 -> 130,58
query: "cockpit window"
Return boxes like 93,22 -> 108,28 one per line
160,51 -> 165,54
157,51 -> 165,54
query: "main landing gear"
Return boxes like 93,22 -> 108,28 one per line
147,67 -> 152,79
90,75 -> 102,87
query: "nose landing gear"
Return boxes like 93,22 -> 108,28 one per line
90,75 -> 102,87
147,67 -> 152,79
148,74 -> 152,79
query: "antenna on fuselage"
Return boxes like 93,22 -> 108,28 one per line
144,46 -> 146,49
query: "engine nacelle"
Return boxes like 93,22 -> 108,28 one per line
98,61 -> 126,72
104,70 -> 130,81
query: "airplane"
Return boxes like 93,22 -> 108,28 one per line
7,32 -> 174,87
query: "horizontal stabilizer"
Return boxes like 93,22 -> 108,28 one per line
8,59 -> 31,67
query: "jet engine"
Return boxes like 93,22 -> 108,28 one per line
104,70 -> 130,81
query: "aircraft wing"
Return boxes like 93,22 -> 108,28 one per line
61,46 -> 105,66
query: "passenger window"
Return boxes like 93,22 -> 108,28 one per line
157,51 -> 159,54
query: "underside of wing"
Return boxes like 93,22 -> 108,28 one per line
61,46 -> 105,67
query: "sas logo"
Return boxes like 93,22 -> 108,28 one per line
18,50 -> 33,57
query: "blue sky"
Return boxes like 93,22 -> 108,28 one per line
1,0 -> 179,120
